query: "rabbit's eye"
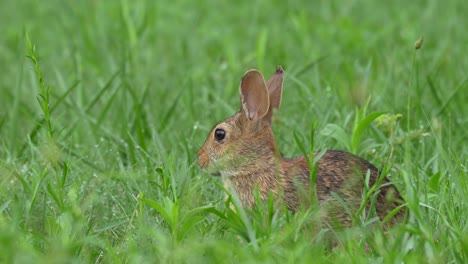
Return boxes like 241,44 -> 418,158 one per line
214,128 -> 226,142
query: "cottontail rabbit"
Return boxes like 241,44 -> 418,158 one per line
198,66 -> 404,227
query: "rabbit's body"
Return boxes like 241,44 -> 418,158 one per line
198,67 -> 404,227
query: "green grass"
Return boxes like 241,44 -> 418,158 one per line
1,0 -> 467,263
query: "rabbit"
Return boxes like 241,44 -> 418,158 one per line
197,66 -> 404,228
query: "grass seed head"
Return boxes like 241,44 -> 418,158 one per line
414,36 -> 424,50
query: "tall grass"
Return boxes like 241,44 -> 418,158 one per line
0,0 -> 467,263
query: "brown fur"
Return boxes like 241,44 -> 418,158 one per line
197,66 -> 404,228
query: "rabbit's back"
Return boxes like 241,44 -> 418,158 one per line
283,150 -> 403,226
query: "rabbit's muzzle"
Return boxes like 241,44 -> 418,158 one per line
197,147 -> 209,169
197,147 -> 222,176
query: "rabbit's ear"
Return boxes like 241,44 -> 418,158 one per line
240,70 -> 270,120
264,66 -> 284,123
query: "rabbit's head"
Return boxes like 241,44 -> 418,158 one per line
198,67 -> 284,177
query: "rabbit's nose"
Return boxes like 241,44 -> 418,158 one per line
197,148 -> 208,168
